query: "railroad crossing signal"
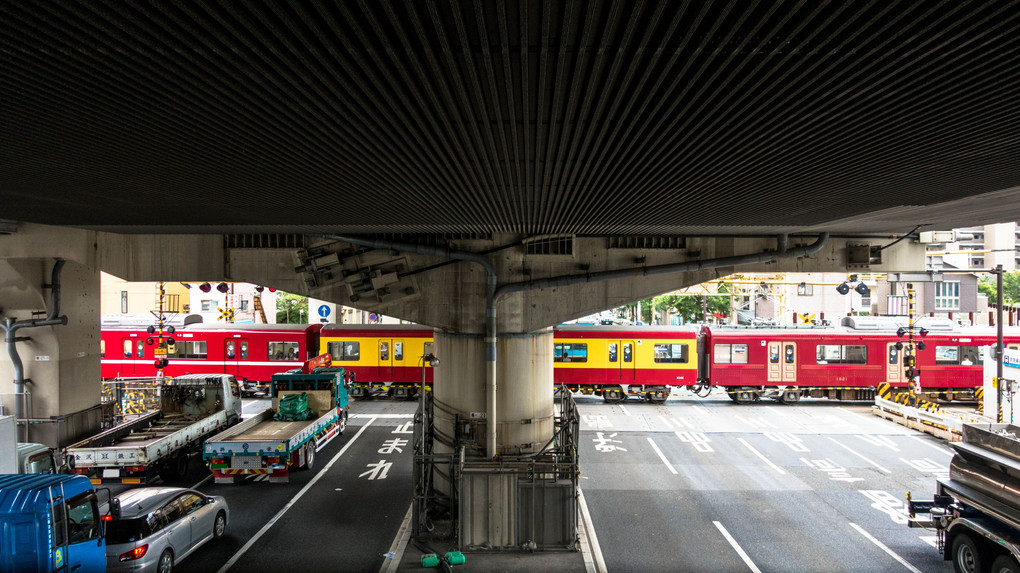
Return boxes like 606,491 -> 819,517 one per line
800,313 -> 815,324
218,307 -> 235,322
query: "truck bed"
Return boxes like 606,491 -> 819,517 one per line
223,419 -> 314,442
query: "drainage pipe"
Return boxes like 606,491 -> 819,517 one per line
1,259 -> 68,440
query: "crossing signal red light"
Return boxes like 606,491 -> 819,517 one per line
216,282 -> 230,293
199,282 -> 212,293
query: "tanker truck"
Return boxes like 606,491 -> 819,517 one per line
907,423 -> 1020,573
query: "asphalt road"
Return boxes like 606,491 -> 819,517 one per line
105,392 -> 956,572
576,391 -> 954,573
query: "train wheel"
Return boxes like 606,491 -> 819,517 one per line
733,388 -> 759,404
647,386 -> 668,403
603,386 -> 624,403
779,389 -> 802,404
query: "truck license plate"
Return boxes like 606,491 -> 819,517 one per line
102,469 -> 120,478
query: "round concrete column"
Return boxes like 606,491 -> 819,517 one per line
433,329 -> 554,457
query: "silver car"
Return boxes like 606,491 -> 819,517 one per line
103,487 -> 229,573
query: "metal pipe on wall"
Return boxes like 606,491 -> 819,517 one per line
1,259 -> 68,441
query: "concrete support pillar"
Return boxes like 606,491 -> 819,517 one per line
0,258 -> 102,447
430,329 -> 556,548
433,329 -> 554,457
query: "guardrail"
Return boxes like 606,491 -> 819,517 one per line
872,396 -> 989,440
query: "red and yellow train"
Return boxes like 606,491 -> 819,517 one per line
100,317 -> 1020,403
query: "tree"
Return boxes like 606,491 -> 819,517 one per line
653,292 -> 730,324
276,293 -> 309,323
978,272 -> 1020,305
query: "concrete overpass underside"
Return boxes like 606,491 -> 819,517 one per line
3,1 -> 1020,550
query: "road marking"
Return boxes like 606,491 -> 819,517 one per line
380,503 -> 413,573
578,489 -> 608,573
646,438 -> 678,474
907,435 -> 954,456
191,474 -> 212,489
829,438 -> 892,473
737,438 -> 786,474
217,417 -> 376,573
351,414 -> 413,418
675,430 -> 714,453
619,405 -> 632,416
713,521 -> 762,573
849,522 -> 922,573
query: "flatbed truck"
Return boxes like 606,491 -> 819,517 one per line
65,374 -> 242,484
908,423 -> 1020,573
203,363 -> 350,483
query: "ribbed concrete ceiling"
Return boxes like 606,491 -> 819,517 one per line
2,1 -> 1020,235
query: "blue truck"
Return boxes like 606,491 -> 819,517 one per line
0,474 -> 106,572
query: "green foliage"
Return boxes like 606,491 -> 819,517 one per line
978,272 -> 1020,305
276,293 -> 308,323
653,292 -> 730,324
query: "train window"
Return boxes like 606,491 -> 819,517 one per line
226,341 -> 235,359
380,342 -> 389,361
769,345 -> 779,363
785,345 -> 794,363
136,340 -> 145,358
608,343 -> 618,363
100,340 -> 106,358
654,343 -> 689,364
815,344 -> 867,364
394,342 -> 403,361
179,340 -> 207,359
888,346 -> 898,364
240,341 -> 248,359
623,344 -> 632,362
714,344 -> 748,364
935,345 -> 958,364
554,343 -> 588,363
158,339 -> 181,358
327,341 -> 361,361
269,341 -> 300,361
936,345 -> 983,365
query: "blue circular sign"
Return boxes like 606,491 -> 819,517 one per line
318,304 -> 331,318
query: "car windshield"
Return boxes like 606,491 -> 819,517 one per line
105,516 -> 153,544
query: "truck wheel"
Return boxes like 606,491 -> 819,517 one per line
302,445 -> 315,470
157,549 -> 174,573
338,411 -> 348,435
992,555 -> 1020,573
159,452 -> 189,482
952,534 -> 983,573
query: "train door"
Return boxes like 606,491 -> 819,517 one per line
377,339 -> 404,381
121,337 -> 145,375
766,341 -> 797,383
885,342 -> 905,386
607,340 -> 636,383
224,337 -> 249,378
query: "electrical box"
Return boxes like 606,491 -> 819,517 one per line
918,231 -> 955,243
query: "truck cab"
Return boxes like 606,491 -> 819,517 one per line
0,474 -> 106,573
17,443 -> 59,474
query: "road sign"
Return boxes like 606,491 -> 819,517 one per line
369,313 -> 378,322
318,304 -> 331,318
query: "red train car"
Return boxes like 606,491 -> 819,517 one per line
101,322 -> 323,395
703,318 -> 1020,403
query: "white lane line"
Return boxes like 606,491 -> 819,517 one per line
737,438 -> 786,475
217,417 -> 376,573
646,437 -> 678,474
381,503 -> 413,573
829,438 -> 892,474
578,489 -> 608,573
850,522 -> 923,573
619,405 -> 632,416
713,521 -> 763,573
351,414 -> 413,418
191,474 -> 213,490
907,435 -> 954,456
